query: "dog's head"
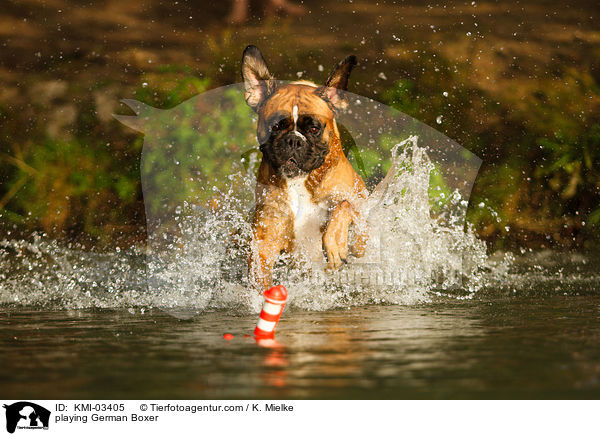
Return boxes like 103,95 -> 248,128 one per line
241,45 -> 356,178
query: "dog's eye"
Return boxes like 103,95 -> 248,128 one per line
309,126 -> 320,134
271,123 -> 280,132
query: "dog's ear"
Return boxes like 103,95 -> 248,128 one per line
241,45 -> 277,111
318,55 -> 357,110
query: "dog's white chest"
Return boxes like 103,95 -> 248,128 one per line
285,177 -> 326,261
286,178 -> 317,225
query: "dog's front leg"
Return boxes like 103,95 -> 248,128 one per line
249,206 -> 293,291
323,200 -> 366,269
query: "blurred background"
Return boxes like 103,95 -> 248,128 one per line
0,0 -> 598,251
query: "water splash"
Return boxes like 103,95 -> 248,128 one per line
0,137 -> 498,313
0,235 -> 147,308
171,135 -> 491,312
1,80 -> 512,314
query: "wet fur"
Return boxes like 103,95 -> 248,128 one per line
242,46 -> 368,291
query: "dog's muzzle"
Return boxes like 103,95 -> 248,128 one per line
284,131 -> 307,150
277,132 -> 308,177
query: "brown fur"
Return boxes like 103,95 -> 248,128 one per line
249,83 -> 368,291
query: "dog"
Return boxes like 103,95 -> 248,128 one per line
241,45 -> 369,291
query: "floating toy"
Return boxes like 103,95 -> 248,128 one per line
223,333 -> 234,340
254,285 -> 288,339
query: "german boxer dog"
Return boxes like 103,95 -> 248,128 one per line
242,45 -> 368,291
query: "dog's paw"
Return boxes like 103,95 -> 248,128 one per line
323,222 -> 349,270
350,230 -> 368,258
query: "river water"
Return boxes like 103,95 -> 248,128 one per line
2,249 -> 599,399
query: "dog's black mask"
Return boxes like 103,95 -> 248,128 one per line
260,112 -> 329,178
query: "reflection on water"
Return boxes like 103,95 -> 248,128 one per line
2,294 -> 599,399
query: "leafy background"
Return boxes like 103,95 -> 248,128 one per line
0,0 -> 598,250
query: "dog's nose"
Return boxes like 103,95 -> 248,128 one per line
286,135 -> 303,149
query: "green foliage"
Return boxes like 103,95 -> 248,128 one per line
382,79 -> 421,117
382,62 -> 600,248
428,166 -> 453,213
137,85 -> 256,216
1,52 -> 598,248
3,138 -> 140,240
536,125 -> 599,195
135,68 -> 211,108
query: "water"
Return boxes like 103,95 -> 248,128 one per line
1,247 -> 599,399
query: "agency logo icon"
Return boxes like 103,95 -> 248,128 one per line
3,402 -> 50,434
